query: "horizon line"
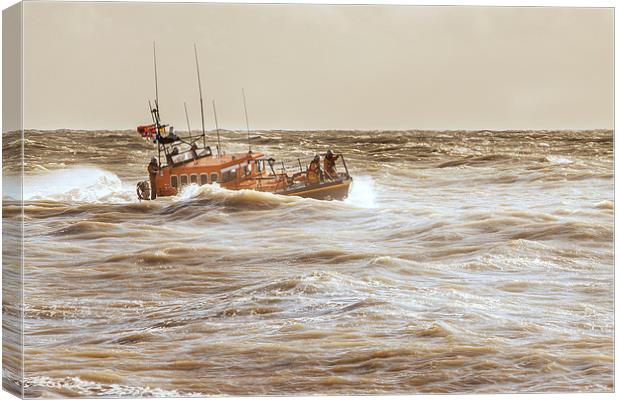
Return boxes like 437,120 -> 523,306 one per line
10,127 -> 615,133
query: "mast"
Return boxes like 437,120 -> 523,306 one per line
184,102 -> 192,141
212,100 -> 222,157
194,43 -> 207,148
242,87 -> 251,153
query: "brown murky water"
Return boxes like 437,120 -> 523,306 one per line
2,129 -> 614,397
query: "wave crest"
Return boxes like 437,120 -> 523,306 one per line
170,183 -> 297,210
14,167 -> 134,203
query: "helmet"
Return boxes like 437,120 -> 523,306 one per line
326,149 -> 334,157
151,157 -> 157,163
314,155 -> 320,161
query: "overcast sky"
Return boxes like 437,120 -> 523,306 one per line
17,2 -> 614,130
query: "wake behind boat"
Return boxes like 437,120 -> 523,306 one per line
136,44 -> 352,202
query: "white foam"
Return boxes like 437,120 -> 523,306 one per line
27,376 -> 202,397
545,155 -> 572,165
174,182 -> 211,200
344,175 -> 378,208
171,182 -> 295,206
13,167 -> 135,203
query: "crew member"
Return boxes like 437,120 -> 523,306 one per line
307,155 -> 321,185
136,180 -> 150,201
147,157 -> 159,200
165,146 -> 179,165
190,142 -> 199,160
323,149 -> 340,179
168,126 -> 178,141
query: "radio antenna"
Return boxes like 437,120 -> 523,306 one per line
153,42 -> 159,110
184,102 -> 192,141
194,43 -> 207,148
212,100 -> 222,157
148,100 -> 155,124
242,88 -> 251,153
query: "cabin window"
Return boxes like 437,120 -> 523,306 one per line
190,174 -> 198,184
180,175 -> 188,186
210,172 -> 219,183
222,169 -> 237,183
171,175 -> 178,188
200,174 -> 208,185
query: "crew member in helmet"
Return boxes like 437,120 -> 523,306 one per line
147,157 -> 159,200
323,149 -> 340,179
307,155 -> 321,185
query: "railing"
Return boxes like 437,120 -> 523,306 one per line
268,153 -> 351,189
267,155 -> 346,176
162,139 -> 212,167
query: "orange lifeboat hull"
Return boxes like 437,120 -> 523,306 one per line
275,178 -> 352,200
152,151 -> 351,201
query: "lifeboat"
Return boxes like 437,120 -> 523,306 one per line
141,144 -> 351,201
136,108 -> 352,202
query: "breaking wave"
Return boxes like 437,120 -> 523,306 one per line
171,182 -> 298,210
172,180 -> 379,210
11,166 -> 135,203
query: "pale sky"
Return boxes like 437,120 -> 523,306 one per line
16,2 -> 614,130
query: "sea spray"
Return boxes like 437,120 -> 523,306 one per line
17,166 -> 134,203
344,175 -> 378,208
